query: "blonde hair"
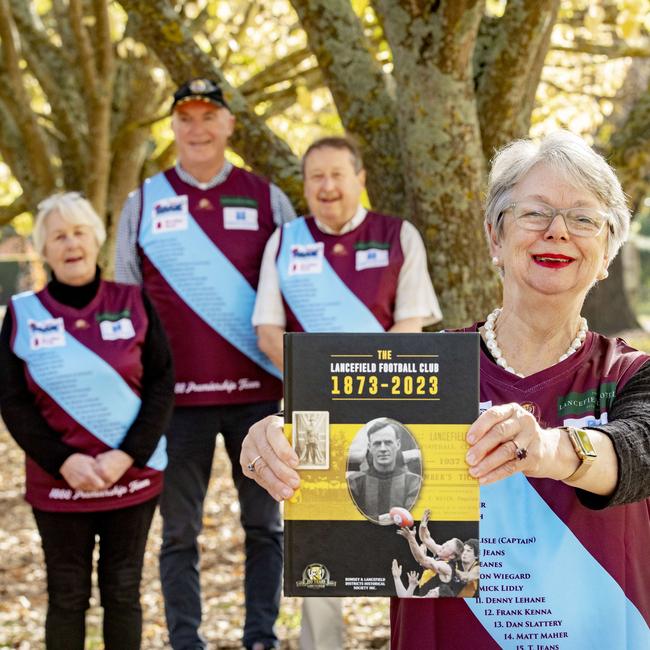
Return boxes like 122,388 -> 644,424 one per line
33,192 -> 106,256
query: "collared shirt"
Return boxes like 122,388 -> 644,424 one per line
114,162 -> 296,285
252,206 -> 442,327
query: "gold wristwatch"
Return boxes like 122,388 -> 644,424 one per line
561,426 -> 598,482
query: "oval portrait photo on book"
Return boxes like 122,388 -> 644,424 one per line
346,417 -> 422,524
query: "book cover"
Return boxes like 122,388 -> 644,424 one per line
283,332 -> 480,598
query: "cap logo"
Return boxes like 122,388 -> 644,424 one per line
189,79 -> 209,94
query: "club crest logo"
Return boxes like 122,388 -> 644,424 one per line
296,563 -> 336,589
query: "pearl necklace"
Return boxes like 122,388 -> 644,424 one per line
483,308 -> 588,378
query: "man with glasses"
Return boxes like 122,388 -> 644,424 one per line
115,79 -> 295,650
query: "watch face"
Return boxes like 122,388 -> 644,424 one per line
575,428 -> 597,458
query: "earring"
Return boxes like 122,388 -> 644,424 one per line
491,256 -> 500,266
599,270 -> 609,280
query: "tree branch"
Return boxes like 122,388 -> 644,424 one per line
476,0 -> 560,158
84,0 -> 115,216
0,194 -> 27,227
8,0 -> 88,188
220,2 -> 257,70
552,41 -> 650,59
291,0 -> 404,214
68,0 -> 97,95
0,0 -> 56,197
238,47 -> 314,98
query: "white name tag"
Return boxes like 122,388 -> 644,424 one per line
223,206 -> 259,231
100,318 -> 136,341
355,248 -> 389,271
29,318 -> 66,350
152,196 -> 188,233
289,243 -> 324,275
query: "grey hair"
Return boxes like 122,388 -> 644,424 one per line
484,130 -> 630,262
33,192 -> 106,256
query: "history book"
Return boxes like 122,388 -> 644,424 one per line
283,332 -> 480,598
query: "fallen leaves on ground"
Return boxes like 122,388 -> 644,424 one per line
0,425 -> 389,649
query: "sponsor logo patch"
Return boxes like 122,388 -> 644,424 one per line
29,318 -> 66,350
355,248 -> 389,271
289,242 -> 324,275
563,414 -> 608,427
223,206 -> 259,231
99,318 -> 136,341
152,195 -> 188,233
557,383 -> 616,419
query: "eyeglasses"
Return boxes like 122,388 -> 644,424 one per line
503,201 -> 611,237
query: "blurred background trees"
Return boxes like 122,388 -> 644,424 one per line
0,0 -> 649,331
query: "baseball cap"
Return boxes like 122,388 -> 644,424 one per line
172,78 -> 230,111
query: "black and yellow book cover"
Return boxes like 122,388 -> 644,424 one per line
283,332 -> 480,598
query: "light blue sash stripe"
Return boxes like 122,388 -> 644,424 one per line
277,218 -> 384,332
139,173 -> 280,378
466,474 -> 649,648
11,292 -> 166,471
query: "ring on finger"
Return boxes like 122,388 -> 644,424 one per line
512,440 -> 527,461
247,455 -> 263,473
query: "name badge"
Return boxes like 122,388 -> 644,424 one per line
223,206 -> 259,231
29,318 -> 66,350
289,243 -> 324,275
100,318 -> 136,341
152,196 -> 188,233
355,248 -> 389,271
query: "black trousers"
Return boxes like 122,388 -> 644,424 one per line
159,400 -> 283,650
32,497 -> 158,650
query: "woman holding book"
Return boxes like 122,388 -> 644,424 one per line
240,131 -> 650,648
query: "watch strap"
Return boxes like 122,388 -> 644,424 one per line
562,426 -> 596,482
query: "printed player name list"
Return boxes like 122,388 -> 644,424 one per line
474,501 -> 569,650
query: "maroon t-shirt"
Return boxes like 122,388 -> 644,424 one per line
10,281 -> 163,512
390,328 -> 649,649
278,212 -> 404,332
138,166 -> 282,406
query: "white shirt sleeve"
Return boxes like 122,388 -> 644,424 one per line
394,220 -> 442,326
252,228 -> 287,327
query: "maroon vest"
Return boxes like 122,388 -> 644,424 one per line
138,167 -> 282,406
278,212 -> 404,332
10,281 -> 163,512
390,329 -> 649,649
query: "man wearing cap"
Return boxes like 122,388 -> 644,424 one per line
252,135 -> 440,650
115,79 -> 295,650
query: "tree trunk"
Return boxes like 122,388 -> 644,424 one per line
375,0 -> 500,326
582,251 -> 639,334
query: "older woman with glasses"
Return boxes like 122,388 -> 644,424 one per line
239,131 -> 650,648
0,192 -> 174,650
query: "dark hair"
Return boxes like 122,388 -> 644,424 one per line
366,418 -> 399,443
463,538 -> 479,560
302,136 -> 364,175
